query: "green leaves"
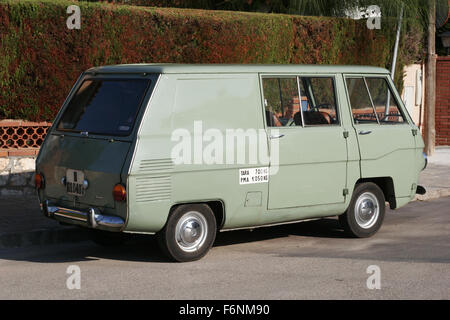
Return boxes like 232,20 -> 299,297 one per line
0,0 -> 425,121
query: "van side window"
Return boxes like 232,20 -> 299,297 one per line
298,77 -> 339,126
262,77 -> 339,127
262,78 -> 300,127
365,78 -> 405,124
346,78 -> 379,124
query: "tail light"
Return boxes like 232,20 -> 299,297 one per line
113,184 -> 127,202
35,173 -> 45,189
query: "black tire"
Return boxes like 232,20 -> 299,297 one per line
89,229 -> 127,246
157,204 -> 217,262
339,182 -> 385,238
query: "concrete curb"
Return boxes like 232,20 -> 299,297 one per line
414,188 -> 450,202
0,227 -> 89,249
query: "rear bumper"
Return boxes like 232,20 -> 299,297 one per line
41,200 -> 125,232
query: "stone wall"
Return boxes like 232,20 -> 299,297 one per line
0,157 -> 36,196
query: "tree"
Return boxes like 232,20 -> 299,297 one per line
425,0 -> 436,155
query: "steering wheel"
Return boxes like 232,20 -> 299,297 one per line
310,103 -> 332,112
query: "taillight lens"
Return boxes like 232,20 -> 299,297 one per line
35,173 -> 45,189
113,184 -> 127,202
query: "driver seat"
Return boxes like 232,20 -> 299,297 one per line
319,112 -> 332,124
294,111 -> 330,126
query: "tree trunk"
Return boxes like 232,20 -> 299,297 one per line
425,0 -> 436,155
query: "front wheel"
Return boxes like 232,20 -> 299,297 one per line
157,204 -> 217,262
339,182 -> 385,238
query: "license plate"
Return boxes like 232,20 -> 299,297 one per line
66,169 -> 86,196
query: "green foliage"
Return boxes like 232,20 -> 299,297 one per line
0,0 -> 424,121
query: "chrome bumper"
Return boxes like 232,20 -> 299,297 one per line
42,200 -> 125,232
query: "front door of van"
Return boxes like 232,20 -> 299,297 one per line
344,76 -> 417,198
262,76 -> 348,209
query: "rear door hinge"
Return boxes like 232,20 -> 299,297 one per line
412,128 -> 418,136
343,188 -> 349,196
343,130 -> 349,139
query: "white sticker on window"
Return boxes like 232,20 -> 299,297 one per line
239,167 -> 269,185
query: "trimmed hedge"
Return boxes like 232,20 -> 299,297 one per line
0,0 -> 422,121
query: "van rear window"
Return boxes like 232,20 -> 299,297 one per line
57,79 -> 151,136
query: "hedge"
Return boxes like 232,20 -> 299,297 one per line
0,0 -> 423,121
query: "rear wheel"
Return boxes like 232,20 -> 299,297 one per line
157,204 -> 217,262
339,182 -> 385,238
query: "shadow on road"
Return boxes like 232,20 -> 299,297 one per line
1,197 -> 449,265
0,218 -> 347,264
214,218 -> 345,247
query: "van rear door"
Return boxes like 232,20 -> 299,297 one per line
37,76 -> 154,210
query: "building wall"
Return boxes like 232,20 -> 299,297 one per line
402,64 -> 425,129
436,57 -> 450,146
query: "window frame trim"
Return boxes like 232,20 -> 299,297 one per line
344,74 -> 411,126
260,73 -> 342,129
54,76 -> 153,138
366,75 -> 411,125
363,77 -> 381,124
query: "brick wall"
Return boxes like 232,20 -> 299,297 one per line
436,57 -> 450,146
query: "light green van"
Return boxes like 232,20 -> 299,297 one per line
35,64 -> 427,262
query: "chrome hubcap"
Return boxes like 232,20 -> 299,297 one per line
355,192 -> 379,229
175,211 -> 208,252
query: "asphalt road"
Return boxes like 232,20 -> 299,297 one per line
0,197 -> 449,300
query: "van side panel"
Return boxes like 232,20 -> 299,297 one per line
126,74 -> 269,233
125,75 -> 176,232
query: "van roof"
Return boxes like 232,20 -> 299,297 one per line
86,64 -> 390,75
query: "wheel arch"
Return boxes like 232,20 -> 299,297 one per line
169,200 -> 226,230
354,177 -> 396,209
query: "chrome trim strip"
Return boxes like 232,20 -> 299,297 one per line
50,206 -> 87,222
48,205 -> 125,231
219,217 -> 326,233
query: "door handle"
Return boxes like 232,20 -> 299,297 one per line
359,130 -> 372,135
270,134 -> 285,139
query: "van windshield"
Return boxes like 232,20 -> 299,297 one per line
57,78 -> 151,136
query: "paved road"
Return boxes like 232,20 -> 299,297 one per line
0,197 -> 449,300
